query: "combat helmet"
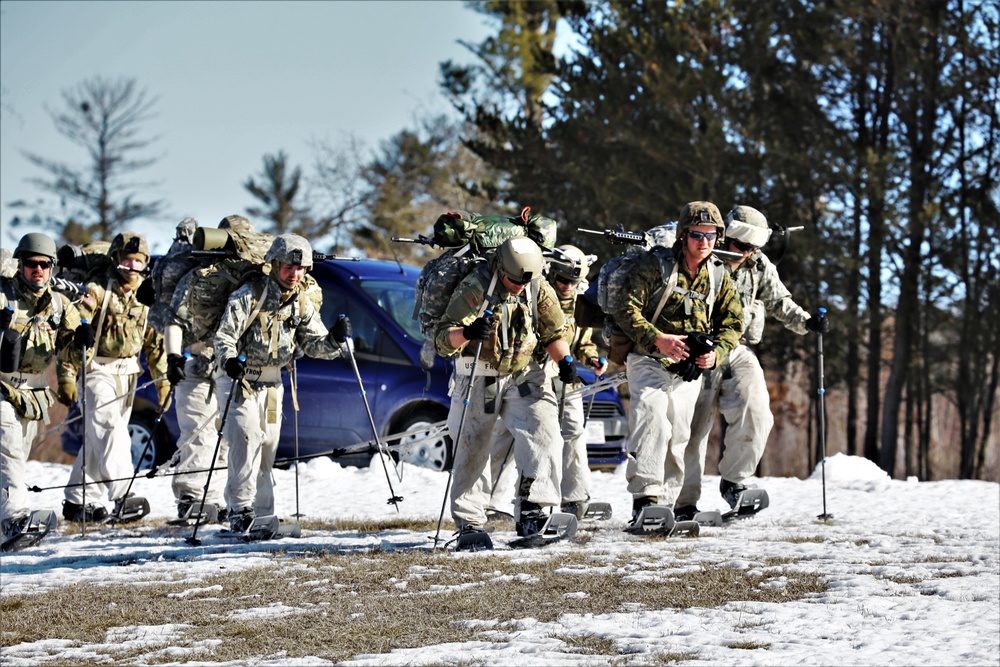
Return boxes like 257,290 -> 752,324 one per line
677,201 -> 726,243
13,232 -> 58,260
549,245 -> 589,282
496,237 -> 543,284
175,217 -> 198,243
107,231 -> 150,263
264,234 -> 313,268
725,205 -> 772,249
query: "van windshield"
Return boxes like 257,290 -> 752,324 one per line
358,279 -> 423,340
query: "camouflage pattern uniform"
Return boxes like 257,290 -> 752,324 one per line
434,257 -> 567,531
1,236 -> 81,532
487,277 -> 602,518
213,234 -> 342,521
613,204 -> 743,509
681,208 -> 811,509
59,232 -> 167,511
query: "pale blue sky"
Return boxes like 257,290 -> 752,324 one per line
0,0 -> 492,252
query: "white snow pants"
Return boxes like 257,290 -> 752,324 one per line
220,377 -> 283,517
0,397 -> 37,524
170,375 -> 227,506
486,366 -> 590,512
449,363 -> 562,529
624,352 -> 701,506
679,344 -> 773,506
65,363 -> 137,505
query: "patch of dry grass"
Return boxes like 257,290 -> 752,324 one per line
2,548 -> 827,664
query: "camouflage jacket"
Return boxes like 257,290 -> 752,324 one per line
730,251 -> 810,345
214,274 -> 341,373
434,267 -> 566,376
553,280 -> 600,366
58,268 -> 166,384
613,251 -> 743,367
0,277 -> 81,421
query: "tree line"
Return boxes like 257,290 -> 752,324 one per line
5,0 -> 997,480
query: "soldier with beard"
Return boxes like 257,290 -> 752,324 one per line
214,234 -> 348,534
59,231 -> 168,523
0,233 -> 82,546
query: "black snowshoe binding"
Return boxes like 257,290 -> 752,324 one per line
509,510 -> 579,549
626,504 -> 699,538
109,495 -> 151,524
168,497 -> 220,526
694,481 -> 770,526
61,500 -> 109,524
222,511 -> 299,542
452,526 -> 494,552
1,510 -> 57,553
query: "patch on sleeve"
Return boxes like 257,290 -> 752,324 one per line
463,290 -> 482,311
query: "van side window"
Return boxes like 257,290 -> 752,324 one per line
319,287 -> 377,354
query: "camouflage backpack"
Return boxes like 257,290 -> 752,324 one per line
55,241 -> 113,283
412,207 -> 557,371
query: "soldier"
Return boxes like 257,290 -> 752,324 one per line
58,231 -> 168,523
0,233 -> 82,545
435,236 -> 576,547
486,245 -> 607,521
612,201 -> 743,525
676,205 -> 828,519
160,215 -> 255,522
214,233 -> 347,533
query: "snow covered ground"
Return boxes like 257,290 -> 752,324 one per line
1,453 -> 998,666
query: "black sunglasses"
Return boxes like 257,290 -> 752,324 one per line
730,239 -> 758,253
506,275 -> 531,286
555,276 -> 579,286
23,259 -> 53,270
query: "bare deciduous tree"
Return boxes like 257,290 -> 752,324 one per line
10,75 -> 164,242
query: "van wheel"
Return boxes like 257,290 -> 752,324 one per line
392,408 -> 452,472
129,412 -> 175,472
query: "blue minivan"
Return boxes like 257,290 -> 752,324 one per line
62,258 -> 629,472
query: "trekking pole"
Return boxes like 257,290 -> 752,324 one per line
337,317 -> 403,511
814,307 -> 833,521
291,355 -> 302,518
110,382 -> 176,523
79,323 -> 89,537
558,356 -> 572,424
186,357 -> 243,546
433,310 -> 492,548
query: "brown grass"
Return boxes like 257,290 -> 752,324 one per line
1,548 -> 827,664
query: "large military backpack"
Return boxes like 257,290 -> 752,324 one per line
55,241 -> 113,283
596,223 -> 725,365
147,243 -> 204,335
411,207 -> 558,371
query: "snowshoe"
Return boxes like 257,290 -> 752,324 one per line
720,488 -> 769,522
582,501 -> 613,521
508,512 -> 578,549
109,495 -> 150,524
485,508 -> 515,529
61,500 -> 109,524
167,500 -> 220,526
452,526 -> 494,552
1,510 -> 57,553
625,505 -> 699,538
220,514 -> 281,542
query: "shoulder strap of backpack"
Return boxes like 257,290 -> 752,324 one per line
647,249 -> 679,324
705,260 -> 726,319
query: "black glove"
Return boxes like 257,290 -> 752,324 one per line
806,313 -> 830,334
673,332 -> 717,382
0,307 -> 12,330
331,314 -> 352,342
167,353 -> 187,385
462,315 -> 494,341
134,279 -> 155,307
558,356 -> 578,384
224,356 -> 246,379
74,322 -> 96,349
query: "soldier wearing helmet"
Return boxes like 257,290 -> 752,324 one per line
214,233 -> 347,534
677,205 -> 826,521
488,244 -> 608,522
612,201 -> 743,528
1,232 -> 83,546
435,235 -> 575,549
58,230 -> 166,524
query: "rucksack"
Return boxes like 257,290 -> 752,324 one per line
147,243 -> 204,335
596,223 -> 726,365
411,207 -> 557,371
55,241 -> 113,283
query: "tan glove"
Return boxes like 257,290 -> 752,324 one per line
156,381 -> 172,413
57,380 -> 78,406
